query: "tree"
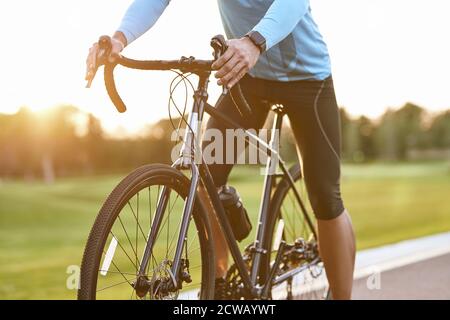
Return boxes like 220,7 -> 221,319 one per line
428,110 -> 450,149
83,114 -> 104,173
375,103 -> 426,160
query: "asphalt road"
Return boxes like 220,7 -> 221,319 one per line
352,253 -> 450,299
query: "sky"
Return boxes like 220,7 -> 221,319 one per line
0,0 -> 449,134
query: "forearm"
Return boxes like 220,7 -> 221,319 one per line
252,0 -> 310,50
117,0 -> 171,46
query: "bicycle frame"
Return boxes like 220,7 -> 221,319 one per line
138,71 -> 317,298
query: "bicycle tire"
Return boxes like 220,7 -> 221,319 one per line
78,164 -> 215,300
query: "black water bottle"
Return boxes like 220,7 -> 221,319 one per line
218,185 -> 252,242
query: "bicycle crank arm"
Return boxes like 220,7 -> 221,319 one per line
272,257 -> 321,286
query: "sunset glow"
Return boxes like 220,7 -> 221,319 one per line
1,0 -> 449,135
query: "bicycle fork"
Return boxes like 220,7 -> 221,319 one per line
137,74 -> 208,293
136,165 -> 199,285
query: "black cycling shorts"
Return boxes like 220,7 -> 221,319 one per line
202,74 -> 345,220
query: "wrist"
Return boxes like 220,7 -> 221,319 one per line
245,31 -> 266,53
113,31 -> 127,49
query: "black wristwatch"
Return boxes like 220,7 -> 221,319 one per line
245,31 -> 267,53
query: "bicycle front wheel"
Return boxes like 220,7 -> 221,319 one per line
78,164 -> 215,300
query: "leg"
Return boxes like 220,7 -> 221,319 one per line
283,77 -> 355,299
201,76 -> 270,279
317,209 -> 355,299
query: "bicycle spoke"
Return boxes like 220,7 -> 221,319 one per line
166,193 -> 171,259
130,284 -> 136,300
188,245 -> 201,255
281,203 -> 295,241
166,213 -> 184,258
99,248 -> 136,292
116,216 -> 140,268
97,277 -> 137,293
98,269 -> 136,277
127,199 -> 148,243
188,264 -> 201,270
290,190 -> 297,239
154,193 -> 180,244
149,186 -> 153,234
110,231 -> 139,270
136,193 -> 139,272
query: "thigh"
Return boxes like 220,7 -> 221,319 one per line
206,76 -> 270,131
283,77 -> 344,220
202,76 -> 270,186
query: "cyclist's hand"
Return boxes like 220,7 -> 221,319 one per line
85,35 -> 126,85
212,37 -> 260,89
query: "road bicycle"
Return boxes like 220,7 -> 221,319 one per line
78,35 -> 329,300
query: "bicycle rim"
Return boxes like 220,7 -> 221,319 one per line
78,164 -> 214,300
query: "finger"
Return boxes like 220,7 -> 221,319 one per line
85,52 -> 95,80
218,62 -> 246,87
211,47 -> 234,70
89,43 -> 98,62
215,55 -> 240,78
85,59 -> 95,80
227,66 -> 249,89
90,48 -> 98,73
85,45 -> 98,78
86,47 -> 95,67
108,50 -> 121,63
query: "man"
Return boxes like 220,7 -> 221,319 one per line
86,0 -> 356,300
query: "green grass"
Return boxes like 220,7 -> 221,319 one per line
0,162 -> 449,299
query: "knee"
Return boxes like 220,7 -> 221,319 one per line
308,182 -> 345,220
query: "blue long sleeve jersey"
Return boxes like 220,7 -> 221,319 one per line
118,0 -> 331,81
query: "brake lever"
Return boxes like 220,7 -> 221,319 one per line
86,36 -> 113,88
210,35 -> 230,94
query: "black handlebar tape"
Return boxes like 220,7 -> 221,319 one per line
104,62 -> 127,113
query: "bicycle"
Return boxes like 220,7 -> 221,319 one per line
78,35 -> 329,300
